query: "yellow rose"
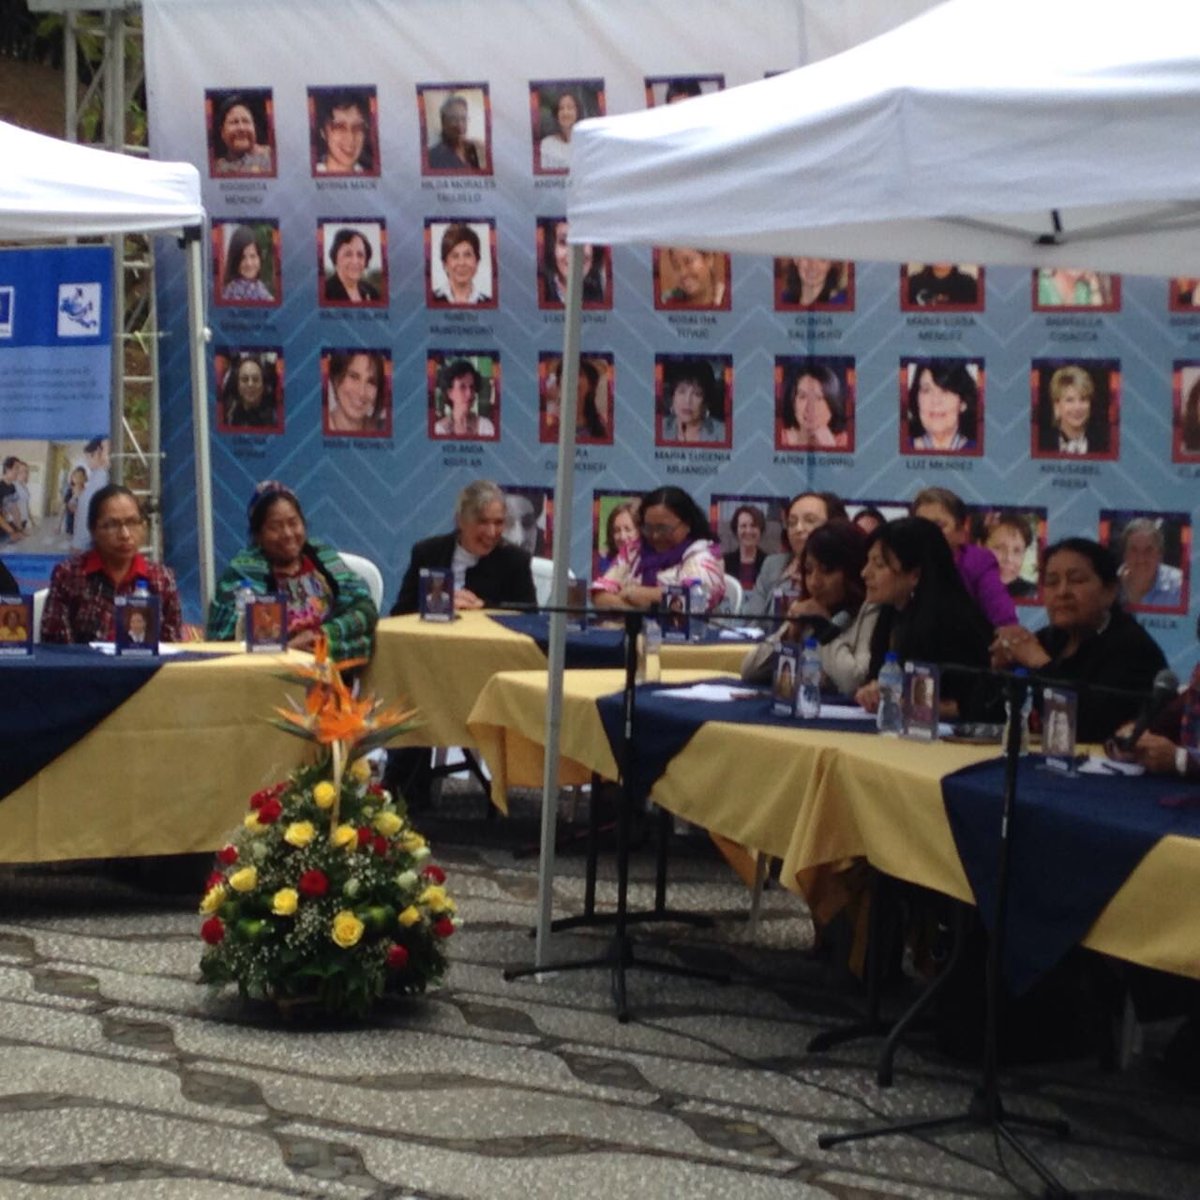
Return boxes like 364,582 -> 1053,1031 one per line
331,824 -> 357,850
374,810 -> 402,837
312,781 -> 337,809
283,821 -> 316,848
399,831 -> 427,853
199,884 -> 226,914
349,758 -> 372,783
271,888 -> 299,916
242,813 -> 266,834
419,885 -> 447,910
397,905 -> 422,928
228,866 -> 258,893
331,909 -> 365,948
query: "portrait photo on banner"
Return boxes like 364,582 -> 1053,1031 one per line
425,219 -> 498,309
1169,276 -> 1200,312
1099,508 -> 1191,615
899,357 -> 984,456
900,263 -> 984,312
529,78 -> 604,175
1030,358 -> 1120,460
318,219 -> 388,308
321,348 -> 392,439
773,257 -> 855,311
644,74 -> 724,107
538,352 -> 614,445
205,87 -> 276,177
653,246 -> 731,311
308,86 -> 380,177
426,350 -> 500,442
592,489 -> 643,579
1032,267 -> 1121,312
846,500 -> 909,539
535,218 -> 611,310
1171,360 -> 1200,459
503,485 -> 553,558
214,347 -> 284,435
212,219 -> 280,308
711,493 -> 789,587
655,353 -> 733,448
774,355 -> 855,452
417,83 -> 491,175
967,505 -> 1048,605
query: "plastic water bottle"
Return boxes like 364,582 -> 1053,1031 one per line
877,652 -> 904,736
1005,667 -> 1033,755
688,583 -> 705,642
133,579 -> 149,598
234,578 -> 254,644
798,637 -> 822,719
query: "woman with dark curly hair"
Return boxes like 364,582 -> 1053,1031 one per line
906,359 -> 979,452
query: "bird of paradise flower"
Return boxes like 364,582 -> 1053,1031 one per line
271,637 -> 419,832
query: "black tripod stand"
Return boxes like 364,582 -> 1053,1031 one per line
818,671 -> 1074,1199
504,608 -> 726,1021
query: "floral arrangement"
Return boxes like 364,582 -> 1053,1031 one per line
198,640 -> 457,1016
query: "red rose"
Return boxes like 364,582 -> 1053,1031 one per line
373,835 -> 389,857
298,869 -> 328,897
250,783 -> 285,810
386,943 -> 410,970
216,845 -> 238,866
367,783 -> 385,797
205,870 -> 224,892
200,916 -> 225,945
257,797 -> 283,824
356,826 -> 373,847
433,917 -> 455,939
421,865 -> 447,884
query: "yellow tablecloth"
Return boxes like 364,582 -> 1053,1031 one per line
466,669 -> 1200,982
1,645 -> 314,863
365,611 -> 755,749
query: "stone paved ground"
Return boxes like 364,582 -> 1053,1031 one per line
1,789 -> 1197,1199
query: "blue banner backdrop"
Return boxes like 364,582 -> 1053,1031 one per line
144,0 -> 1197,668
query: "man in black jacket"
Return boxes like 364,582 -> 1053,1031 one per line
390,479 -> 536,614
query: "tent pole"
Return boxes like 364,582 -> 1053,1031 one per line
534,243 -> 585,966
182,225 -> 215,615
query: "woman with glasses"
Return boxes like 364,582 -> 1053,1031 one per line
744,491 -> 847,616
40,484 -> 182,643
207,480 -> 376,658
591,485 -> 725,612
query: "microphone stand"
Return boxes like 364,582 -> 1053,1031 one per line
503,606 -> 728,1022
818,669 -> 1074,1199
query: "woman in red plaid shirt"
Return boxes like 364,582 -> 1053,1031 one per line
40,484 -> 182,644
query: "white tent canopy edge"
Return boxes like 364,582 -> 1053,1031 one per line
0,120 -> 213,609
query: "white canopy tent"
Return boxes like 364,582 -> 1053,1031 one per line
529,0 -> 1200,962
0,120 -> 213,606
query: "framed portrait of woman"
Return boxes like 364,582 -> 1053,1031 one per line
1032,268 -> 1120,312
1172,361 -> 1200,460
425,219 -> 498,309
502,486 -> 554,559
654,353 -> 733,449
212,219 -> 280,309
307,86 -> 380,177
899,357 -> 984,457
535,217 -> 611,310
773,257 -> 854,311
774,356 -> 855,453
317,219 -> 388,309
967,505 -> 1048,606
592,489 -> 643,579
426,350 -> 500,442
205,88 -> 276,178
538,352 -> 614,446
1029,358 -> 1120,461
529,79 -> 604,175
653,247 -> 731,312
417,84 -> 491,176
214,347 -> 284,436
900,263 -> 983,312
1099,508 -> 1190,615
643,74 -> 724,107
320,348 -> 392,439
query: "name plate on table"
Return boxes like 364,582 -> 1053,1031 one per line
903,660 -> 940,741
1041,686 -> 1078,772
0,594 -> 33,656
419,567 -> 454,621
115,593 -> 160,657
245,594 -> 287,652
772,642 -> 799,716
660,583 -> 691,642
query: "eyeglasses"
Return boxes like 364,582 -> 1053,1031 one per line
96,518 -> 144,535
641,521 -> 682,538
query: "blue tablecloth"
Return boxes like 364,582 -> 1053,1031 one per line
942,758 -> 1200,994
488,612 -> 626,668
0,646 -> 218,801
595,680 -> 867,807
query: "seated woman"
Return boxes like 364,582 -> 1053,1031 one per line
911,486 -> 1017,627
391,479 -> 536,614
591,485 -> 725,612
741,520 -> 880,695
41,485 -> 183,644
206,480 -> 376,659
854,516 -> 994,720
990,537 -> 1167,743
745,491 -> 847,616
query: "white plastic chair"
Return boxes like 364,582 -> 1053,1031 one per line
32,587 -> 47,644
530,556 -> 576,608
720,573 -> 745,615
339,552 -> 384,611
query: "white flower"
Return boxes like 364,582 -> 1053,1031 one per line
412,846 -> 431,864
395,870 -> 418,890
343,878 -> 361,898
250,841 -> 268,862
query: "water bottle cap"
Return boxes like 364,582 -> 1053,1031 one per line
134,579 -> 149,592
804,636 -> 818,649
1013,666 -> 1030,677
884,651 -> 898,663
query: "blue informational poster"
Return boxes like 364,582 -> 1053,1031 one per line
0,244 -> 113,592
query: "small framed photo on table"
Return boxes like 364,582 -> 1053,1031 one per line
773,644 -> 799,717
0,595 -> 33,657
1041,687 -> 1078,772
566,577 -> 588,631
246,595 -> 287,652
419,568 -> 454,621
903,661 -> 940,741
660,584 -> 690,642
115,594 -> 159,657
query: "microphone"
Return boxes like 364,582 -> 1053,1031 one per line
1111,669 -> 1180,752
